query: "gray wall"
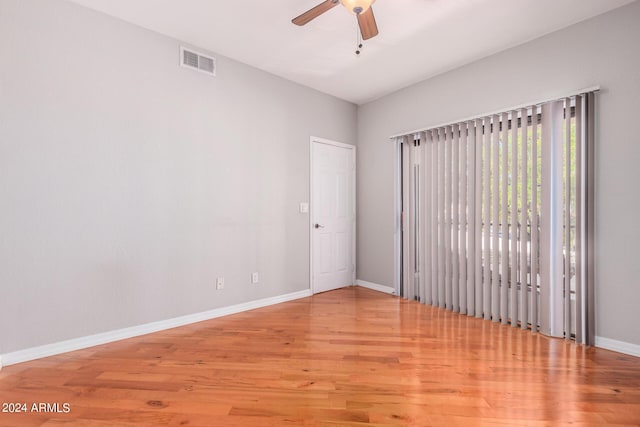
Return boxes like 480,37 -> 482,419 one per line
0,0 -> 356,354
357,1 -> 640,346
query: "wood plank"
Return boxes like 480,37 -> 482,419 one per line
0,287 -> 639,425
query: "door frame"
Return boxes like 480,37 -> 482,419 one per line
309,136 -> 356,294
394,139 -> 403,297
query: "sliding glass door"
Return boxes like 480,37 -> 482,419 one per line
395,92 -> 595,344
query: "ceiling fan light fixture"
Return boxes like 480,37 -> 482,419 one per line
339,0 -> 375,15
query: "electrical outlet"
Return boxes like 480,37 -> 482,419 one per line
216,277 -> 224,290
251,272 -> 259,284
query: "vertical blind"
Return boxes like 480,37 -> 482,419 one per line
397,92 -> 595,345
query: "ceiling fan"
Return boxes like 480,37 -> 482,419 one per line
292,0 -> 379,40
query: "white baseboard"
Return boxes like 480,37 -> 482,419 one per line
0,289 -> 312,368
595,336 -> 640,358
356,279 -> 395,295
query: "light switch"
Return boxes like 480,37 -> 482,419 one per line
299,202 -> 309,213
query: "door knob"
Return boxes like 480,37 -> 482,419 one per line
314,223 -> 324,229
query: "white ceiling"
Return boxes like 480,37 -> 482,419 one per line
67,0 -> 634,105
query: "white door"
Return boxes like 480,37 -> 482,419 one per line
311,138 -> 355,294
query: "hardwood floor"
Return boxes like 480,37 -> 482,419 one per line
1,286 -> 639,426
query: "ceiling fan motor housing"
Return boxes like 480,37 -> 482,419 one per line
340,0 -> 376,15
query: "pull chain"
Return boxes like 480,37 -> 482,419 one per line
355,19 -> 363,55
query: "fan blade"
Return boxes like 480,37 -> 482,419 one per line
357,7 -> 379,40
292,0 -> 339,26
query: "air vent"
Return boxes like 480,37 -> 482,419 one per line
180,46 -> 216,76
